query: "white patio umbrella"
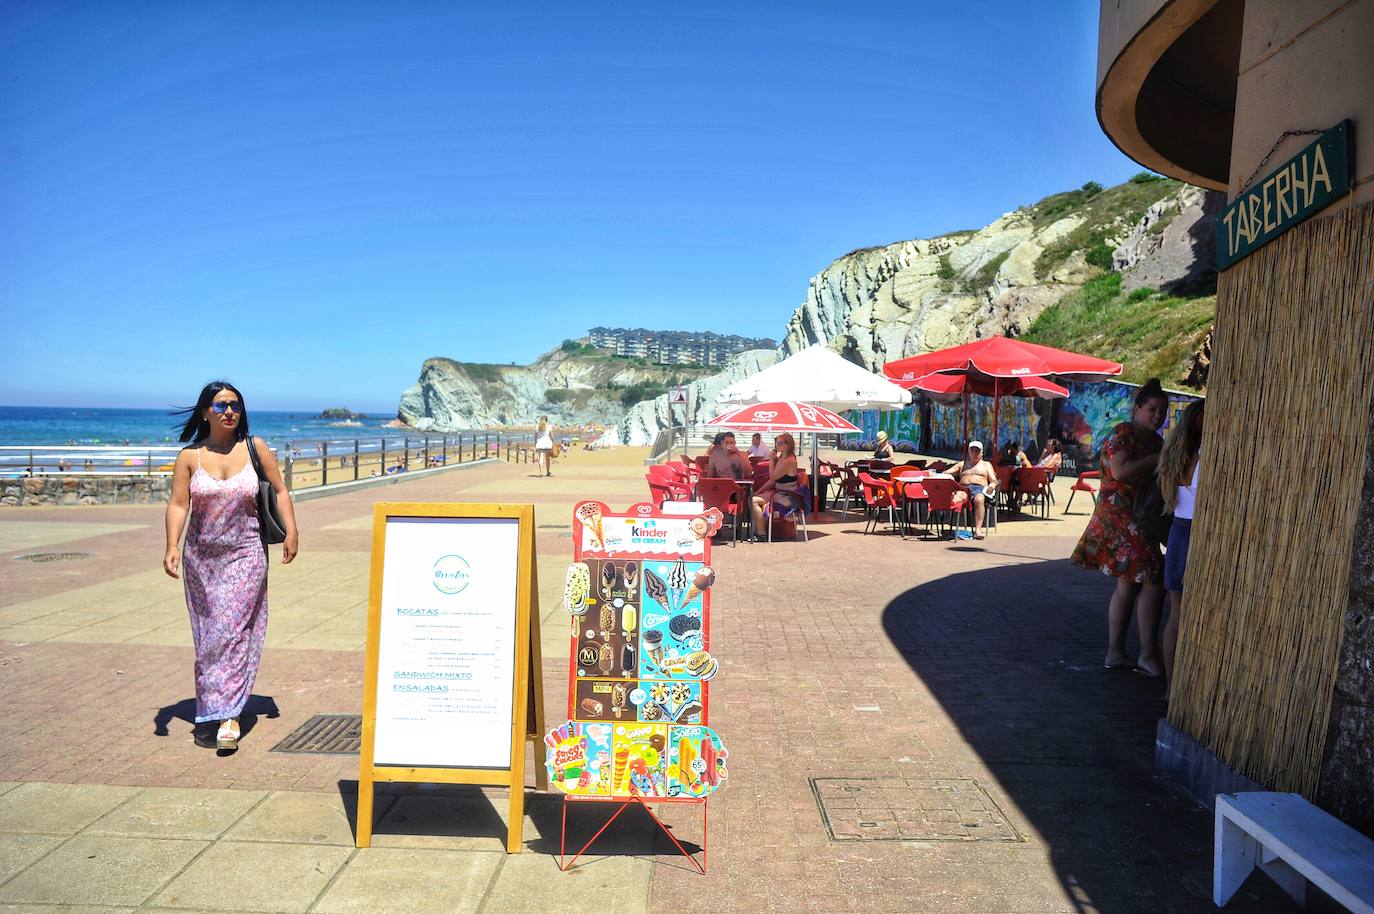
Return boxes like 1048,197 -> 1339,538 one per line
716,345 -> 912,509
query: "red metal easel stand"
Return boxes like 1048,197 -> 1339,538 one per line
559,795 -> 707,874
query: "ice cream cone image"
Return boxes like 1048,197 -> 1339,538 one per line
564,563 -> 590,616
682,565 -> 715,606
577,503 -> 605,551
666,560 -> 689,613
643,569 -> 667,609
643,629 -> 664,668
613,747 -> 630,793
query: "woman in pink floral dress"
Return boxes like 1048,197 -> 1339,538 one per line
164,382 -> 298,751
1071,378 -> 1168,677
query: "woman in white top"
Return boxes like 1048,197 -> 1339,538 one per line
1158,400 -> 1204,696
534,416 -> 554,477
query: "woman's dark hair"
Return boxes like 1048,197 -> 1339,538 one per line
174,380 -> 250,443
1046,438 -> 1061,454
1134,377 -> 1167,408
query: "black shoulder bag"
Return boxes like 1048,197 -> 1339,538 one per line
246,438 -> 289,547
1132,467 -> 1174,545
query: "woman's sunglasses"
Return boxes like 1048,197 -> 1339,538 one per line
210,401 -> 243,415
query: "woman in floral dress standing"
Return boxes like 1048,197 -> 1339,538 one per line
164,382 -> 298,751
1071,378 -> 1168,677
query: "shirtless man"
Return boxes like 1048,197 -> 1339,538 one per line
945,440 -> 996,539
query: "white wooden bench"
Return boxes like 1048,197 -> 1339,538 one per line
1215,791 -> 1374,912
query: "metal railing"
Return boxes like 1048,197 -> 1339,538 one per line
1,431 -> 540,492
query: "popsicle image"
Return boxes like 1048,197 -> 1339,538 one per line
598,642 -> 614,675
666,560 -> 689,613
643,569 -> 667,609
613,747 -> 630,794
678,737 -> 697,790
643,629 -> 665,668
600,562 -> 617,599
577,503 -> 606,551
599,603 -> 614,638
619,642 -> 636,677
564,563 -> 590,616
683,565 -> 715,606
622,561 -> 639,591
621,604 -> 637,636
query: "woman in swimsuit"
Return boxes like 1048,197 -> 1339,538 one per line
751,433 -> 799,535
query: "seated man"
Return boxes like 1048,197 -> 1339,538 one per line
945,440 -> 996,540
705,432 -> 750,480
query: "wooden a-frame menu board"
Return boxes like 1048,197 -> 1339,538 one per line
356,502 -> 547,853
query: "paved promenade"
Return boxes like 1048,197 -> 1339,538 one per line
0,450 -> 1301,913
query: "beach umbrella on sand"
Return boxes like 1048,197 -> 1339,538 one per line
884,336 -> 1120,458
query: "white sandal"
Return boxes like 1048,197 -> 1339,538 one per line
216,721 -> 239,751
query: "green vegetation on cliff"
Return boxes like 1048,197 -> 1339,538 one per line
1020,273 -> 1213,389
1030,173 -> 1181,278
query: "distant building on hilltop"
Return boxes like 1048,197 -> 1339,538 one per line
587,327 -> 776,367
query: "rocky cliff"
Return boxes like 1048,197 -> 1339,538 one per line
396,347 -> 710,431
778,177 -> 1210,371
599,349 -> 779,446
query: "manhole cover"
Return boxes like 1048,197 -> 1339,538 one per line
811,777 -> 1021,842
13,552 -> 94,563
271,714 -> 361,754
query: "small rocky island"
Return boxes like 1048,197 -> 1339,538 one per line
317,408 -> 367,420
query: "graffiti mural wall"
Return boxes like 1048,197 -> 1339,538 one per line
843,379 -> 1202,474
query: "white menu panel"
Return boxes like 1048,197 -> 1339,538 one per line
373,516 -> 520,768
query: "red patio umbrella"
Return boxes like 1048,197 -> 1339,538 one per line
704,401 -> 860,434
883,336 -> 1121,459
905,372 -> 1069,403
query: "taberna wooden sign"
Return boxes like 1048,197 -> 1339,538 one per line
1216,120 -> 1353,271
355,502 -> 547,853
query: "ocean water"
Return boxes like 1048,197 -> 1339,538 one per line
0,405 -> 402,449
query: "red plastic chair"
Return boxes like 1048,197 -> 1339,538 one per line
1064,471 -> 1101,514
830,465 -> 864,518
919,477 -> 971,538
897,479 -> 930,536
646,478 -> 690,506
857,472 -> 899,535
1014,467 -> 1052,518
764,480 -> 809,543
698,477 -> 746,546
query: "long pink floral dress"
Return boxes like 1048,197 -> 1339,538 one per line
183,448 -> 268,724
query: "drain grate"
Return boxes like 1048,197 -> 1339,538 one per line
13,552 -> 94,563
811,777 -> 1020,842
271,714 -> 361,754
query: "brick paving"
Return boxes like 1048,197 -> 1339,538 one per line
0,452 -> 1305,912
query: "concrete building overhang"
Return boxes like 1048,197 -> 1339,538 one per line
1097,0 -> 1244,191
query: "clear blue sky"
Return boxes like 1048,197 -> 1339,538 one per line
1,2 -> 1145,412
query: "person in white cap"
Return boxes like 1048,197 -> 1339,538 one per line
944,441 -> 997,539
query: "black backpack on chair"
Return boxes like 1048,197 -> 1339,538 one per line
1132,468 -> 1174,544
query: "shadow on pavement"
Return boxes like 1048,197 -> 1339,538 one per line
154,694 -> 280,745
880,558 -> 1303,914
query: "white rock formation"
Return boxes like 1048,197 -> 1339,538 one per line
1112,185 -> 1223,293
597,349 -> 778,446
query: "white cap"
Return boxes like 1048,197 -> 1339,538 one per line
968,440 -> 984,451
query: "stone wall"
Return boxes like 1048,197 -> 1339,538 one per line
0,476 -> 173,506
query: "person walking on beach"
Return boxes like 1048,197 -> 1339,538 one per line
1158,399 -> 1204,699
535,416 -> 554,477
163,381 -> 298,751
1071,378 -> 1168,677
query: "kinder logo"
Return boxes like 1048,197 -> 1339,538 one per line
432,554 -> 471,595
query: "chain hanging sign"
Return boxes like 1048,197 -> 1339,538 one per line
1216,120 -> 1353,271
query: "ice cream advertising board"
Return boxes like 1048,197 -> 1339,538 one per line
548,501 -> 728,801
357,503 -> 546,853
